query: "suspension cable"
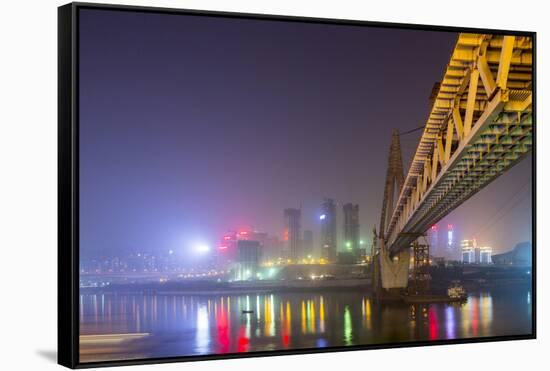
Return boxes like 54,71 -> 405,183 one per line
399,125 -> 425,136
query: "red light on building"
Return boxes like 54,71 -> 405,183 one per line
239,231 -> 248,235
431,225 -> 437,231
223,236 -> 231,241
448,224 -> 453,230
218,245 -> 228,250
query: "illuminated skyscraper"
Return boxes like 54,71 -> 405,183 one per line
478,246 -> 493,264
284,208 -> 301,261
343,203 -> 359,258
320,198 -> 337,263
461,239 -> 476,264
429,225 -> 439,257
461,238 -> 492,264
447,224 -> 455,258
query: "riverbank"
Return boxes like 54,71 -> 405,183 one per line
80,277 -> 373,295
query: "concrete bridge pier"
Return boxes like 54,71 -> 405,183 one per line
373,237 -> 410,301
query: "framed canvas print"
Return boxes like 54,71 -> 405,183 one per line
58,2 -> 536,368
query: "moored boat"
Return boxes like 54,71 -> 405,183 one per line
447,280 -> 467,300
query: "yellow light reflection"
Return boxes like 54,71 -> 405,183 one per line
319,296 -> 325,333
301,301 -> 306,334
363,298 -> 372,330
264,296 -> 274,336
286,301 -> 292,336
308,300 -> 316,333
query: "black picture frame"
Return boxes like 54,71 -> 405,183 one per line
58,2 -> 536,368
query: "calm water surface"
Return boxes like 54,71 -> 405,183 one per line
80,286 -> 532,362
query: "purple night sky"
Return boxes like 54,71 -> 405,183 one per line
78,8 -> 532,260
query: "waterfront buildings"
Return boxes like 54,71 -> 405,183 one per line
478,246 -> 493,264
461,239 -> 476,264
236,240 -> 261,280
461,238 -> 492,264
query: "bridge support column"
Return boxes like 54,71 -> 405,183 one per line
373,238 -> 410,300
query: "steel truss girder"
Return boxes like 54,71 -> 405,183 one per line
383,33 -> 533,253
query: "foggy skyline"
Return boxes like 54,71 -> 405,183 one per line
79,9 -> 532,259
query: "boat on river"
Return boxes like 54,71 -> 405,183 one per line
447,280 -> 467,300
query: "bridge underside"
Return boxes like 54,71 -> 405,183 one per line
390,95 -> 532,254
382,33 -> 533,256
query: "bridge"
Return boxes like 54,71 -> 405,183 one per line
376,33 -> 533,291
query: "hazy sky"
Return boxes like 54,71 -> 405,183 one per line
79,8 -> 532,259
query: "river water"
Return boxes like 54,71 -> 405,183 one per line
79,285 -> 532,363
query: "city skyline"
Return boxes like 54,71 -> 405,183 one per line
79,9 -> 531,261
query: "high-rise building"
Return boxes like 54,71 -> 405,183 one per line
320,198 -> 337,263
236,240 -> 260,280
218,228 -> 257,269
447,224 -> 454,252
429,225 -> 439,257
478,246 -> 493,264
461,239 -> 476,264
461,238 -> 492,264
218,230 -> 238,268
343,203 -> 359,258
303,230 -> 313,260
284,208 -> 301,262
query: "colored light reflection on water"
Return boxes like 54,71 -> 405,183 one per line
319,296 -> 326,333
79,287 -> 532,363
281,301 -> 291,347
196,305 -> 210,353
344,306 -> 353,345
445,306 -> 455,338
316,338 -> 328,348
428,307 -> 439,340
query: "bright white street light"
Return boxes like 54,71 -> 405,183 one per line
195,244 -> 210,254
